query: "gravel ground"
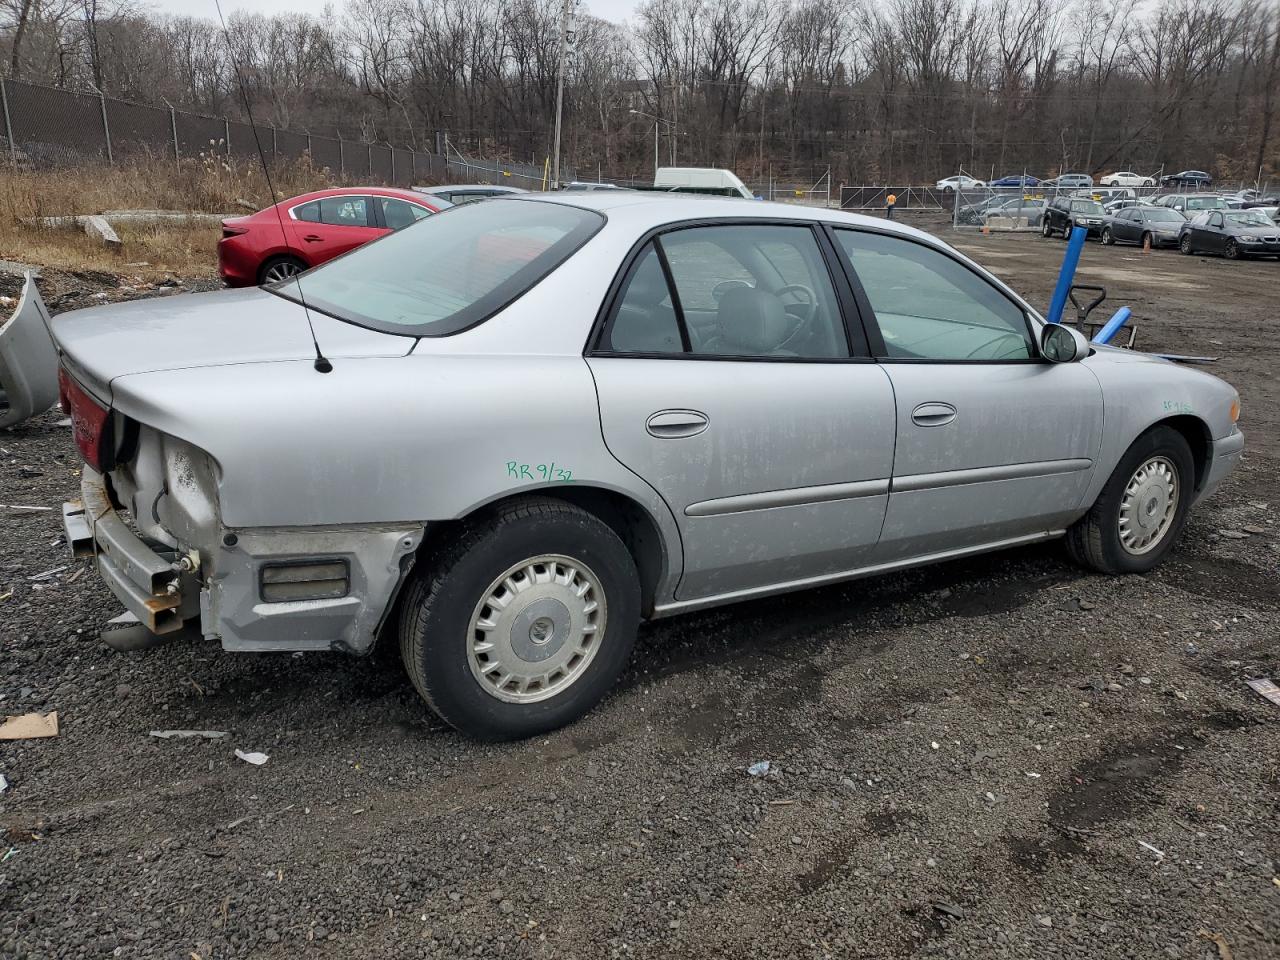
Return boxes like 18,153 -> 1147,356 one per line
1,234 -> 1278,960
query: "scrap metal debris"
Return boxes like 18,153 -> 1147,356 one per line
1197,928 -> 1234,960
1245,678 -> 1280,708
0,712 -> 59,740
234,749 -> 269,766
150,730 -> 229,741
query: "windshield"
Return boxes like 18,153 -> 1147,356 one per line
1070,200 -> 1105,215
1185,197 -> 1227,210
1226,210 -> 1272,226
269,200 -> 604,336
1144,208 -> 1185,222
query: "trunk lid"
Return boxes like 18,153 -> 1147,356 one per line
52,286 -> 414,390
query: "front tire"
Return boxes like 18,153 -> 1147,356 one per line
1065,426 -> 1195,575
1042,219 -> 1053,238
1101,227 -> 1114,245
1180,234 -> 1193,255
1224,238 -> 1240,260
399,497 -> 640,740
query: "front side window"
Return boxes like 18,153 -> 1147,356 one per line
835,230 -> 1034,361
270,200 -> 603,336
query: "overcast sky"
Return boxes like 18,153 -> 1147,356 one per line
151,0 -> 637,25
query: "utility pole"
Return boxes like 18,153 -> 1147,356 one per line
551,0 -> 577,190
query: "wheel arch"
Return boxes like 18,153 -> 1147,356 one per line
1152,414 -> 1212,492
418,485 -> 674,618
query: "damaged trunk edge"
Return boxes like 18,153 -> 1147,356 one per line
0,273 -> 59,429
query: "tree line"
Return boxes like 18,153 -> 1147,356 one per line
2,0 -> 1277,185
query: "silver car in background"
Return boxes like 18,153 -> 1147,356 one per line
50,194 -> 1244,739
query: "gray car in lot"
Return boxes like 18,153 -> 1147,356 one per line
38,194 -> 1243,739
1100,205 -> 1187,248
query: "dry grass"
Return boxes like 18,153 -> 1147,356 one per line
0,153 -> 342,279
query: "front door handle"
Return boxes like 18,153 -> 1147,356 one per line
646,409 -> 710,439
911,402 -> 957,427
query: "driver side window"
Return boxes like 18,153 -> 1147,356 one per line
834,229 -> 1035,361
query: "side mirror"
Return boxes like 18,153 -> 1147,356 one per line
1041,322 -> 1090,363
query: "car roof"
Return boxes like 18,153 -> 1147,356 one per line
503,191 -> 945,243
418,184 -> 527,194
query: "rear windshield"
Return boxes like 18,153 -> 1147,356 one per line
1070,200 -> 1104,214
1144,208 -> 1185,221
1185,197 -> 1227,210
269,200 -> 604,337
1226,210 -> 1273,226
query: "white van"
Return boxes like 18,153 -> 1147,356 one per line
653,167 -> 755,199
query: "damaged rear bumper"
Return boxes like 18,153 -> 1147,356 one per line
65,468 -> 424,653
64,468 -> 195,634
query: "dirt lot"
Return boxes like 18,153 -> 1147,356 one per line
1,224 -> 1277,960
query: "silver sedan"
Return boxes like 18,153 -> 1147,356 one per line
45,194 -> 1243,739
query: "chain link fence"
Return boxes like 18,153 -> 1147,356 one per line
0,76 -> 570,191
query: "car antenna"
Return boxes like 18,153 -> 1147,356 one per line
212,0 -> 332,374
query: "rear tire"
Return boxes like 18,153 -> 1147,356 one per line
399,497 -> 640,741
258,255 -> 307,285
1065,426 -> 1195,575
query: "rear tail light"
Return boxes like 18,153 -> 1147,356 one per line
58,365 -> 112,472
259,560 -> 349,603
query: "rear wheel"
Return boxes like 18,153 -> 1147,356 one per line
1065,426 -> 1195,575
399,497 -> 640,740
258,255 -> 307,285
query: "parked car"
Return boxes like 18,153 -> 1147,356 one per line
414,184 -> 528,205
1104,198 -> 1154,215
1179,208 -> 1280,259
1100,206 -> 1187,248
1042,174 -> 1094,190
936,175 -> 986,193
218,187 -> 449,286
563,181 -> 630,192
1090,186 -> 1137,203
1042,195 -> 1107,237
955,194 -> 1009,224
1100,171 -> 1156,187
989,174 -> 1041,187
1154,193 -> 1229,215
46,194 -> 1243,740
1160,170 -> 1213,189
984,198 -> 1046,227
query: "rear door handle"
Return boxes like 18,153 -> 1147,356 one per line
646,409 -> 709,439
303,234 -> 323,242
911,402 -> 957,427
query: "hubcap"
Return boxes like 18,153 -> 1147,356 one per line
1118,456 -> 1179,555
263,261 -> 301,283
467,555 -> 606,704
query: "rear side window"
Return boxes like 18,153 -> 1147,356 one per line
835,230 -> 1034,361
605,245 -> 683,354
293,201 -> 320,222
313,196 -> 371,227
269,200 -> 603,337
379,197 -> 431,229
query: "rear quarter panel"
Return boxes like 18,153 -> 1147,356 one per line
108,353 -> 683,597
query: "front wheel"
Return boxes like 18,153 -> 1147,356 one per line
1180,234 -> 1193,255
1065,426 -> 1195,575
1140,231 -> 1152,249
1100,227 -> 1114,245
399,497 -> 640,740
1224,238 -> 1240,260
1042,220 -> 1054,238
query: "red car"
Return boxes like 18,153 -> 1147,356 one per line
218,186 -> 449,286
